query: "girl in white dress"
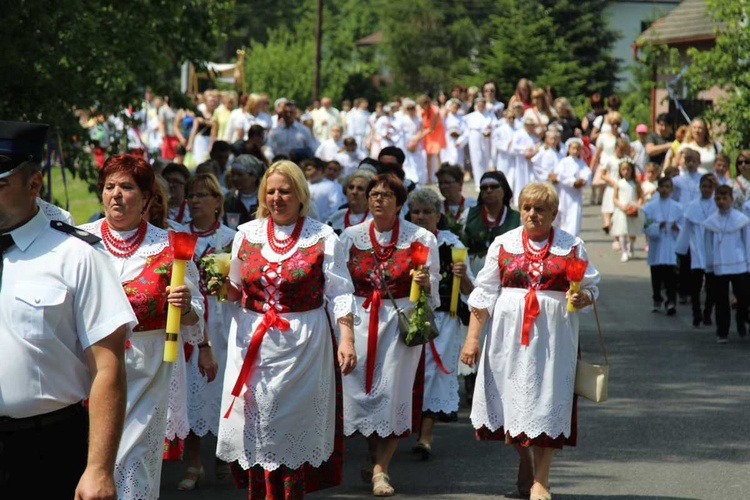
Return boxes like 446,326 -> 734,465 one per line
611,159 -> 644,262
599,136 -> 630,247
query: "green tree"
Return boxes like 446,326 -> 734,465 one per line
1,0 -> 233,189
684,0 -> 748,152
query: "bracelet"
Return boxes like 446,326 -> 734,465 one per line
198,340 -> 212,349
181,307 -> 192,317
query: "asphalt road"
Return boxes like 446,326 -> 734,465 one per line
160,190 -> 750,500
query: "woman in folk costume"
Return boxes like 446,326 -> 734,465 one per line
216,161 -> 357,498
510,117 -> 541,207
327,168 -> 375,235
442,98 -> 469,167
465,97 -> 495,190
549,138 -> 592,237
79,155 -> 205,500
177,173 -> 237,489
461,182 -> 600,500
407,188 -> 475,459
340,173 -> 440,496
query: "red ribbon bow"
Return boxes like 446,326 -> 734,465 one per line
521,289 -> 540,346
223,308 -> 291,418
362,289 -> 382,394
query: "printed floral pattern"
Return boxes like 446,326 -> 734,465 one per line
497,245 -> 578,291
348,246 -> 415,298
122,247 -> 173,331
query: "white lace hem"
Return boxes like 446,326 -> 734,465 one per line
217,441 -> 334,472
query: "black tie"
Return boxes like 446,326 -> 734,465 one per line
0,234 -> 14,291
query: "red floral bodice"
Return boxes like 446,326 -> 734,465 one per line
348,246 -> 414,299
497,245 -> 579,291
122,247 -> 173,331
236,237 -> 325,313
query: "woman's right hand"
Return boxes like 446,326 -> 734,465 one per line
460,338 -> 481,368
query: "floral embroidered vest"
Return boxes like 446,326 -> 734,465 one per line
122,247 -> 173,332
236,238 -> 325,313
348,246 -> 414,299
497,245 -> 578,292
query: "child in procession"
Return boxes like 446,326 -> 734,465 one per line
549,137 -> 592,237
611,159 -> 643,262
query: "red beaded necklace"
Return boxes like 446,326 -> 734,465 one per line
101,219 -> 148,258
522,228 -> 554,262
369,218 -> 400,262
344,209 -> 369,228
444,196 -> 465,219
189,220 -> 220,237
481,205 -> 504,228
266,216 -> 304,255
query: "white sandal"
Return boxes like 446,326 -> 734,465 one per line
372,472 -> 395,497
177,466 -> 205,491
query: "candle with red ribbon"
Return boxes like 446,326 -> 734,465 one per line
164,231 -> 199,362
409,241 -> 430,302
566,257 -> 589,312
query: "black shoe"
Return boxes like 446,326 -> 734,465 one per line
679,295 -> 690,305
693,318 -> 702,327
652,302 -> 662,313
666,302 -> 677,316
703,313 -> 712,326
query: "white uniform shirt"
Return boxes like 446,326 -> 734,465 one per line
675,197 -> 716,270
703,209 -> 750,276
0,210 -> 137,418
672,170 -> 702,206
308,178 -> 345,223
315,138 -> 343,162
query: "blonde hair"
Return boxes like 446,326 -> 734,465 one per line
256,160 -> 311,219
684,117 -> 714,145
245,93 -> 264,115
518,181 -> 559,212
186,173 -> 225,219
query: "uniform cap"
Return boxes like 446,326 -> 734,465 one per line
0,121 -> 49,179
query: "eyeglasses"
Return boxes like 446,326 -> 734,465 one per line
186,192 -> 214,200
738,159 -> 749,165
369,191 -> 395,200
479,184 -> 502,192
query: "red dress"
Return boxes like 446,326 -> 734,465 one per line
422,104 -> 446,154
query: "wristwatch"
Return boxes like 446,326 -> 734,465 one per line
198,340 -> 212,349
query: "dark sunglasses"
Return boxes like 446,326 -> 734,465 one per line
480,183 -> 502,192
738,159 -> 749,165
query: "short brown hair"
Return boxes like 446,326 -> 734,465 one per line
366,173 -> 407,208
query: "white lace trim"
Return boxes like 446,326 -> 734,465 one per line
79,220 -> 172,258
115,403 -> 167,500
495,226 -> 578,256
238,216 -> 334,261
344,218 -> 431,250
468,288 -> 498,311
165,355 -> 191,440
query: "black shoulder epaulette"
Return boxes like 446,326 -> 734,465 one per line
49,221 -> 101,244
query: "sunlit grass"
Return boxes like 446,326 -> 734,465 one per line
43,166 -> 101,225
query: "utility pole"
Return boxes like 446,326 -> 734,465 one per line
313,0 -> 322,101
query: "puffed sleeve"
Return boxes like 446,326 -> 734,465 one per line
323,230 -> 358,320
181,259 -> 205,345
228,230 -> 245,289
467,237 -> 503,314
575,241 -> 601,312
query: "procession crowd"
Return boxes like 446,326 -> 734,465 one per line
5,74 -> 747,500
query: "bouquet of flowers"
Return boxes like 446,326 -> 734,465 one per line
402,287 -> 439,347
199,252 -> 231,301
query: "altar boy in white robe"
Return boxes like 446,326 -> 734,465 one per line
549,138 -> 592,237
642,176 -> 682,316
703,184 -> 750,343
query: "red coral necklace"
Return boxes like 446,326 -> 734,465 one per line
101,219 -> 147,258
369,218 -> 400,262
267,217 -> 304,255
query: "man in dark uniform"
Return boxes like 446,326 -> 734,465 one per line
0,121 -> 136,499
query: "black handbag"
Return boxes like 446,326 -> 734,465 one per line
373,261 -> 440,347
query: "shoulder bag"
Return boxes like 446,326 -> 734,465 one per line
575,299 -> 609,403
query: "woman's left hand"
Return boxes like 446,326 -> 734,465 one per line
567,289 -> 593,309
451,262 -> 466,278
166,285 -> 192,314
413,267 -> 431,290
198,345 -> 218,382
337,340 -> 357,376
